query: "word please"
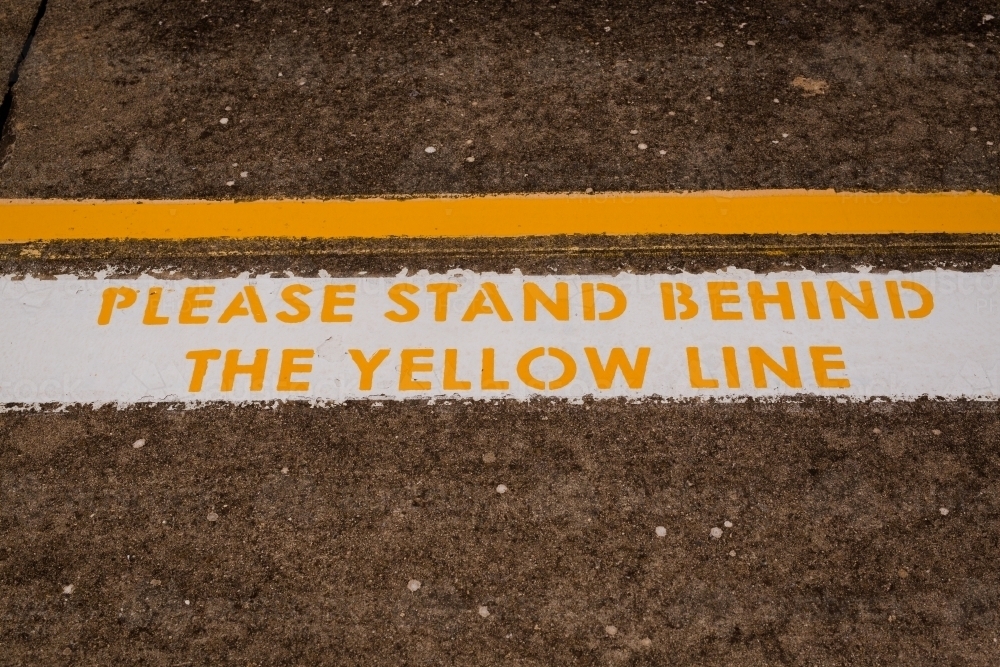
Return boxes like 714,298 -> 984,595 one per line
98,279 -> 934,325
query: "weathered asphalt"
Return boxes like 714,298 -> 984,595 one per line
1,1 -> 38,85
0,0 -> 997,197
1,2 -> 1000,666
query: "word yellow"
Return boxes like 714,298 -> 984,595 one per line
184,347 -> 650,393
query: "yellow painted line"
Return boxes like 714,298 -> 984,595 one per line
2,190 -> 999,241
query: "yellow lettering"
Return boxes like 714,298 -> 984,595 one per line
179,286 -> 215,324
809,346 -> 849,389
277,349 -> 313,392
399,349 -> 434,390
321,284 -> 356,322
686,347 -> 719,388
221,349 -> 269,392
97,287 -> 137,325
385,283 -> 420,322
748,347 -> 801,388
722,346 -> 740,388
660,282 -> 698,320
481,348 -> 510,390
802,282 -> 821,319
276,284 -> 312,323
348,349 -> 390,391
142,287 -> 169,325
584,347 -> 650,389
462,282 -> 513,322
827,281 -> 878,319
443,349 -> 472,390
218,286 -> 267,323
524,282 -> 570,321
748,281 -> 794,320
185,349 -> 221,392
426,283 -> 459,321
707,282 -> 742,320
517,347 -> 577,390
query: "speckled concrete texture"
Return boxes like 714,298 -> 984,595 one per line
0,1 -> 38,87
2,401 -> 998,666
0,0 -> 997,197
1,3 -> 999,665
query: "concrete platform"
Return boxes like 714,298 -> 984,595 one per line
0,0 -> 997,198
1,2 -> 999,666
0,1 -> 38,87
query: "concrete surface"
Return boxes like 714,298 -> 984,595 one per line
0,0 -> 39,91
2,401 -> 999,666
1,2 -> 1000,666
0,0 -> 997,197
4,233 -> 1000,278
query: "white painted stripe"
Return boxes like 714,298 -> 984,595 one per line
1,269 -> 998,404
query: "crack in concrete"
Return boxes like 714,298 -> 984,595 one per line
0,0 -> 48,163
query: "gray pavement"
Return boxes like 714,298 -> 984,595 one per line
3,402 -> 999,666
0,1 -> 38,86
2,3 -> 1000,666
0,0 -> 997,197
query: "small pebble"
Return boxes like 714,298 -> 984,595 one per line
605,625 -> 618,636
932,429 -> 942,435
970,127 -> 977,132
482,452 -> 496,463
873,428 -> 881,434
604,26 -> 611,32
478,605 -> 490,617
185,600 -> 190,605
226,181 -> 235,186
782,133 -> 789,138
710,527 -> 723,539
729,550 -> 736,557
747,40 -> 757,46
659,150 -> 666,155
668,111 -> 676,116
62,584 -> 74,595
150,579 -> 161,586
638,143 -> 648,150
585,187 -> 593,193
655,526 -> 667,538
281,467 -> 289,475
225,106 -> 232,111
898,568 -> 908,579
988,141 -> 995,146
240,171 -> 248,178
407,579 -> 422,592
714,42 -> 724,47
724,520 -> 733,528
939,507 -> 949,516
207,512 -> 219,522
132,439 -> 145,449
219,118 -> 229,125
298,78 -> 306,86
629,129 -> 638,135
466,156 -> 475,162
640,638 -> 652,647
425,146 -> 437,153
496,484 -> 508,494
773,98 -> 780,103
